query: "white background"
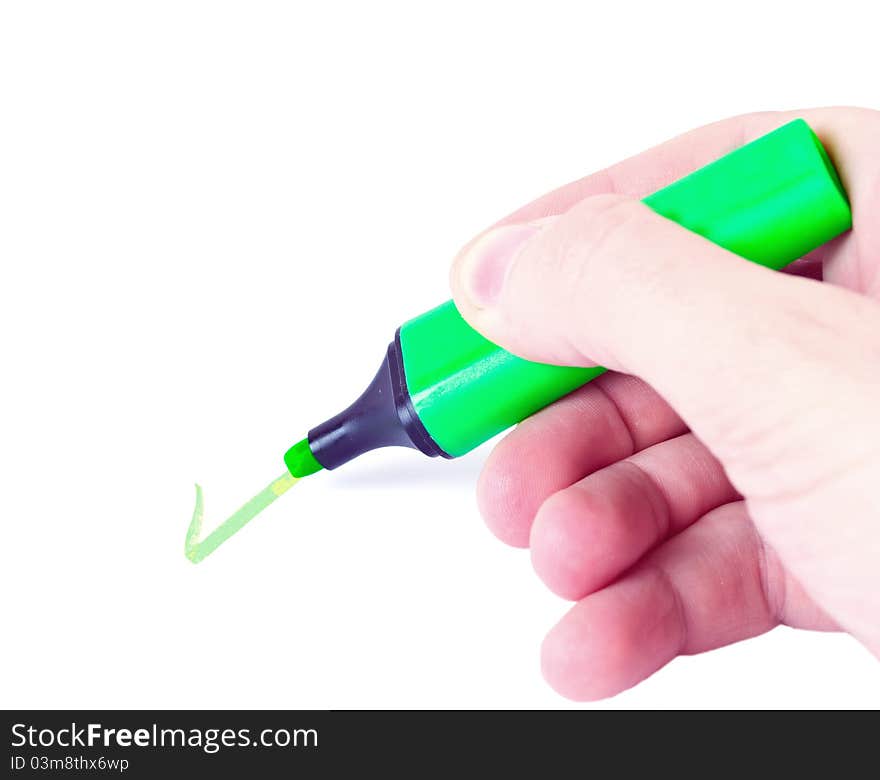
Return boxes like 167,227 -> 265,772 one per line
2,1 -> 879,709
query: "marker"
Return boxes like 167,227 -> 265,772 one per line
188,118 -> 852,562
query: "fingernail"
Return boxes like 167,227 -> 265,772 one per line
457,219 -> 549,308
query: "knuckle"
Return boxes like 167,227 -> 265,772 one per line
550,195 -> 654,305
504,194 -> 663,366
569,194 -> 651,262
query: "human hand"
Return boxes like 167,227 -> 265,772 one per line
450,107 -> 880,700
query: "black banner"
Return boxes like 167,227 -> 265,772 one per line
0,709 -> 865,776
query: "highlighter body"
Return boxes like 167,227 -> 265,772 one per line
288,119 -> 852,477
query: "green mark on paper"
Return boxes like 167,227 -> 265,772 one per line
185,471 -> 299,563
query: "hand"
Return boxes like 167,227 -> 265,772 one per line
450,107 -> 880,700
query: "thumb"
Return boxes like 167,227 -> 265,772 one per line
450,194 -> 880,494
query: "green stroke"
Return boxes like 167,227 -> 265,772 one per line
185,471 -> 299,563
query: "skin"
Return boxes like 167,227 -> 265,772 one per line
449,107 -> 880,700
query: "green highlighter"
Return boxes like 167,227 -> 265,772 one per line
187,118 -> 852,562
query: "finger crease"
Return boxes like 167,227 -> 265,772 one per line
753,521 -> 786,625
653,564 -> 690,656
621,460 -> 672,542
593,383 -> 637,456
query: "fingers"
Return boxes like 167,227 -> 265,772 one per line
540,501 -> 837,701
460,107 -> 880,664
477,372 -> 685,547
530,432 -> 739,599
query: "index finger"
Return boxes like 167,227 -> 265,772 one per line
489,106 -> 879,292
